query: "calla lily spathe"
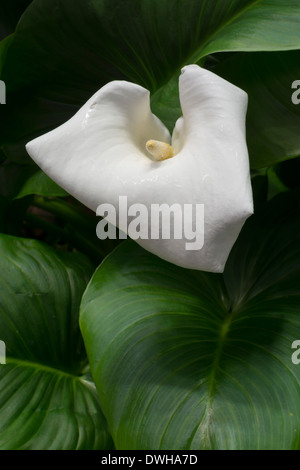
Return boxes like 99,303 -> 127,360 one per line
26,65 -> 253,272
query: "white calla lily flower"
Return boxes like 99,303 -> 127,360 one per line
26,64 -> 253,272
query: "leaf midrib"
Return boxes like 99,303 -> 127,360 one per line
188,312 -> 234,449
4,357 -> 89,382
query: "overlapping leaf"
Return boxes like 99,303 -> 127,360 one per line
0,234 -> 113,449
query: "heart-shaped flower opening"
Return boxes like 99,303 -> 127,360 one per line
26,65 -> 253,272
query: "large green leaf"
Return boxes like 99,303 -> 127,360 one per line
80,190 -> 300,450
0,234 -> 113,449
2,0 -> 300,92
0,86 -> 81,163
1,0 -> 300,166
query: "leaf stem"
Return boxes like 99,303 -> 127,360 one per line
25,211 -> 107,263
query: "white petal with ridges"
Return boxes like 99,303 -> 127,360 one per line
26,65 -> 253,273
